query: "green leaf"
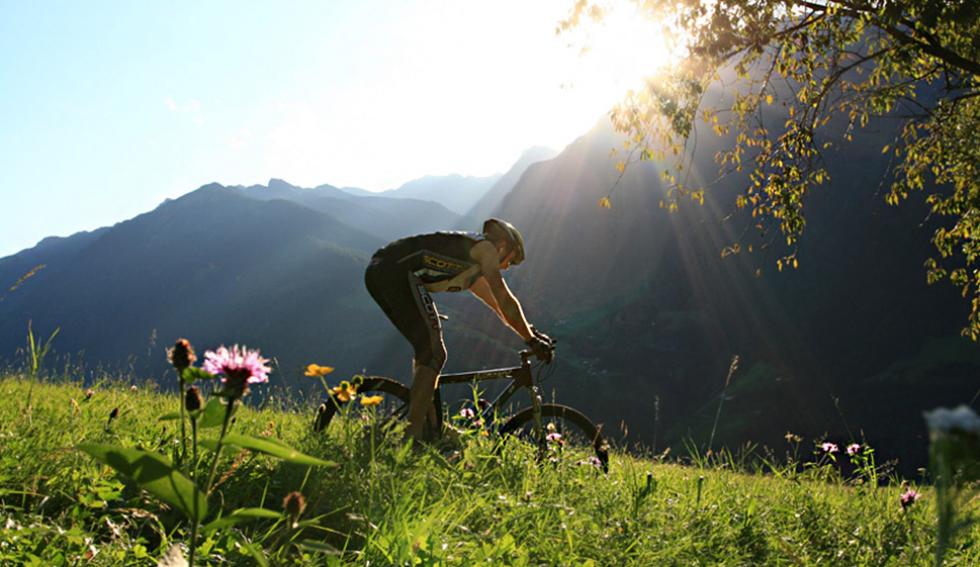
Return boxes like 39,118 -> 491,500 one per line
240,540 -> 269,567
202,507 -> 282,533
218,433 -> 336,466
199,398 -> 227,429
181,367 -> 217,383
77,443 -> 207,522
157,412 -> 181,422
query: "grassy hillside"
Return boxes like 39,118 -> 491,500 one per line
0,375 -> 976,566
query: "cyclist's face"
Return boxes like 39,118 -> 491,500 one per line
499,249 -> 517,270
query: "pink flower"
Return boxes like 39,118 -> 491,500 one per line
846,443 -> 861,456
821,442 -> 839,454
459,408 -> 475,419
203,345 -> 271,398
900,488 -> 921,510
546,432 -> 563,443
577,456 -> 603,468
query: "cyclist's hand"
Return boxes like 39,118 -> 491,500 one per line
530,326 -> 553,346
526,335 -> 554,363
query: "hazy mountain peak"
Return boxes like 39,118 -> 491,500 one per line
268,178 -> 300,191
198,181 -> 227,192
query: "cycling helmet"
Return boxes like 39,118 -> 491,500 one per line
482,218 -> 525,265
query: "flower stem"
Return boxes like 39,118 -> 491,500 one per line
178,376 -> 188,464
205,398 -> 236,494
187,413 -> 202,566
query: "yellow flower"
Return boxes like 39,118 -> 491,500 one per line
598,197 -> 612,209
360,395 -> 384,407
330,383 -> 357,403
305,364 -> 335,377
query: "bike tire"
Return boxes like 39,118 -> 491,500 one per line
499,404 -> 609,472
313,376 -> 411,432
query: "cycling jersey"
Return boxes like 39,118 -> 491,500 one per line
371,231 -> 485,290
365,231 -> 487,372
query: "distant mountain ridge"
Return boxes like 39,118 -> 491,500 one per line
0,152 -> 550,383
380,173 -> 501,215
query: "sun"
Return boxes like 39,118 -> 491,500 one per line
562,2 -> 677,117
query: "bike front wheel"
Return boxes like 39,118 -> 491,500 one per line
500,404 -> 609,472
314,376 -> 411,433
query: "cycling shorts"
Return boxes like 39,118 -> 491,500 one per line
364,257 -> 446,371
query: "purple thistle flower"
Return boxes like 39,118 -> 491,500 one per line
204,345 -> 271,399
900,488 -> 921,510
203,345 -> 271,384
846,443 -> 861,456
821,442 -> 839,454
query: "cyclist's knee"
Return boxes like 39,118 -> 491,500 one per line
416,343 -> 447,373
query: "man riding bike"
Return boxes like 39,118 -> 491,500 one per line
365,218 -> 552,441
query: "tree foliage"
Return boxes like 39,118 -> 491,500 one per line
563,1 -> 980,335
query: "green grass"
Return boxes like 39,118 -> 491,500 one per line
0,375 -> 976,566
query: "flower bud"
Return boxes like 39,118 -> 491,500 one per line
283,491 -> 306,526
168,338 -> 197,373
185,386 -> 203,412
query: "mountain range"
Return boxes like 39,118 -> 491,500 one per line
1,121 -> 977,472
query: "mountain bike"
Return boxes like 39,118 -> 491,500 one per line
313,341 -> 609,471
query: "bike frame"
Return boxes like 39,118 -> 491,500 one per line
434,350 -> 545,436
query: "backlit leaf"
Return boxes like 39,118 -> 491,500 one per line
77,443 -> 207,521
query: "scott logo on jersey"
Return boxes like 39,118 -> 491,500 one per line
422,254 -> 468,274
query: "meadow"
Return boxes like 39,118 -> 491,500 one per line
0,371 -> 977,566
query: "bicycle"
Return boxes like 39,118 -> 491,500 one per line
313,341 -> 609,471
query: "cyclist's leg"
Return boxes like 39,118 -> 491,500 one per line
366,266 -> 446,440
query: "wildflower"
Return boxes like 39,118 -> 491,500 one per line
900,488 -> 921,510
84,388 -> 95,400
203,345 -> 271,399
846,443 -> 861,456
360,395 -> 383,407
459,407 -> 475,419
185,386 -> 203,413
546,432 -> 563,443
598,197 -> 612,209
283,491 -> 307,527
330,382 -> 357,403
304,364 -> 334,377
546,422 -> 557,433
821,442 -> 839,454
167,338 -> 197,373
130,384 -> 138,392
578,456 -> 603,468
69,398 -> 80,416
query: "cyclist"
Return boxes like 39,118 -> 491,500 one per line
365,218 -> 552,441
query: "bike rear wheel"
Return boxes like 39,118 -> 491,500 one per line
500,404 -> 609,472
313,376 -> 411,432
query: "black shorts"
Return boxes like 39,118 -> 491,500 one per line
365,257 -> 446,370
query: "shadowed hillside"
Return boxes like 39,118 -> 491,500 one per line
458,116 -> 980,473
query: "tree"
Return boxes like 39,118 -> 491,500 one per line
562,1 -> 980,335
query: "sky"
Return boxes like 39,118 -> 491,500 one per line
0,0 -> 670,259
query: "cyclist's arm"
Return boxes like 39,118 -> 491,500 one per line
473,241 -> 534,341
469,276 -> 507,323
